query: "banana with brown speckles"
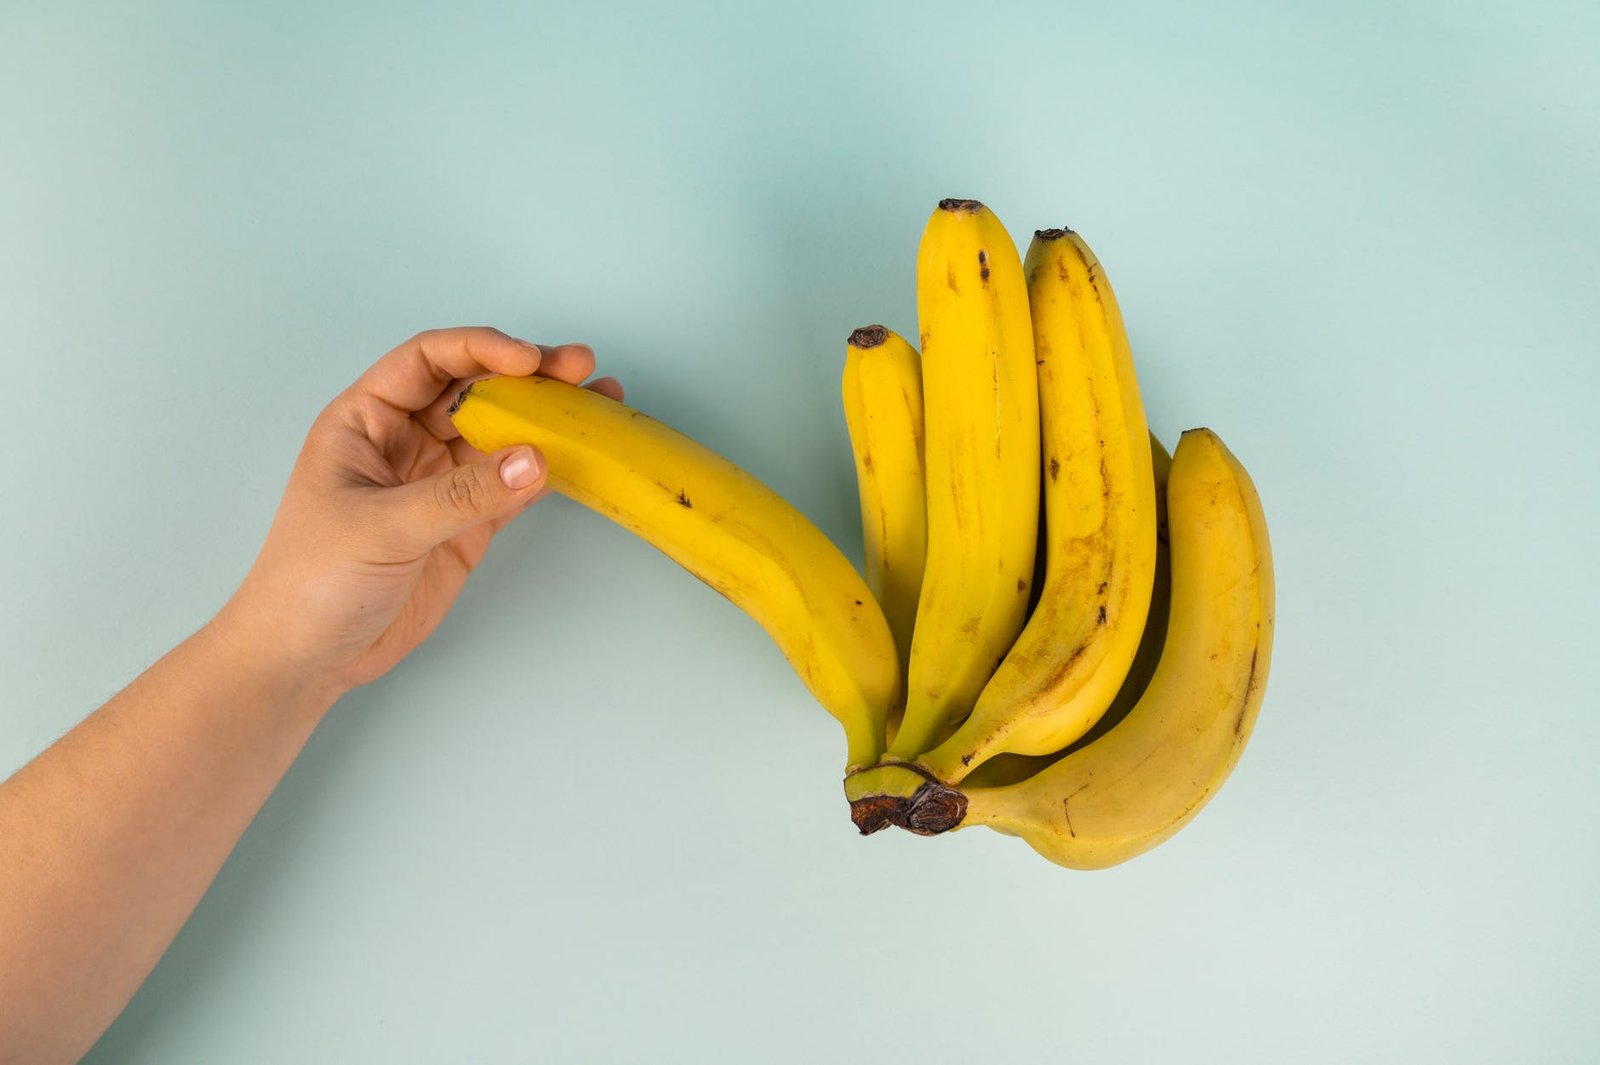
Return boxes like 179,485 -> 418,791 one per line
877,199 -> 1040,763
867,428 -> 1274,868
841,324 -> 927,692
451,375 -> 900,772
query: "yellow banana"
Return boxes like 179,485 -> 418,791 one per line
883,199 -> 1040,761
915,228 -> 1156,784
841,324 -> 927,676
961,432 -> 1172,790
954,428 -> 1274,867
450,375 -> 899,771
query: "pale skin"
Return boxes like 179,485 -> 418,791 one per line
0,327 -> 623,1064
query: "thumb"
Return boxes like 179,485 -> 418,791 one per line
393,445 -> 547,550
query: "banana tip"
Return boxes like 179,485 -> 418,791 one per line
445,384 -> 474,416
938,197 -> 985,213
847,324 -> 890,349
1035,227 -> 1075,241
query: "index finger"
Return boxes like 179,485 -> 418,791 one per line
354,327 -> 543,413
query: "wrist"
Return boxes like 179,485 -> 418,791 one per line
202,598 -> 347,722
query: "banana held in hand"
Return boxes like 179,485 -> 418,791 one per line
884,199 -> 1040,761
450,375 -> 899,771
915,228 -> 1157,783
954,428 -> 1273,868
841,324 -> 927,677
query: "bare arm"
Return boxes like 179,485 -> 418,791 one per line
0,327 -> 621,1063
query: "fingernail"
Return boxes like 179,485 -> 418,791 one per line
499,447 -> 542,490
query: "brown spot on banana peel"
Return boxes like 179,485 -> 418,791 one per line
1060,780 -> 1091,838
947,265 -> 960,293
1039,638 -> 1095,694
1234,646 -> 1260,737
676,490 -> 693,508
1048,456 -> 1060,481
978,249 -> 990,282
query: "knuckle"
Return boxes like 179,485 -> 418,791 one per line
437,467 -> 494,516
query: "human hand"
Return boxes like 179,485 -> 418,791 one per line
216,327 -> 623,699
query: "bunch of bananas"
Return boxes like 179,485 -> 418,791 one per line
450,198 -> 1274,871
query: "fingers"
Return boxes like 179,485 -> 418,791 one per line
584,375 -> 624,403
410,343 -> 606,441
533,343 -> 596,385
384,444 -> 549,553
355,327 -> 542,414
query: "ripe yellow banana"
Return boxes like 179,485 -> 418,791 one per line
884,199 -> 1040,761
961,432 -> 1172,790
915,228 -> 1156,783
956,427 -> 1274,868
450,375 -> 900,771
841,324 -> 927,676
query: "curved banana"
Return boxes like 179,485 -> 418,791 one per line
915,228 -> 1156,784
957,428 -> 1274,868
841,324 -> 927,675
450,375 -> 899,771
884,199 -> 1040,760
961,432 -> 1172,790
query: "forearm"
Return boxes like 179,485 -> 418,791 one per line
0,610 -> 340,1064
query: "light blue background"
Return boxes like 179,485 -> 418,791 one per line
3,1 -> 1597,1060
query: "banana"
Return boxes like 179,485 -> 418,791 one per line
951,428 -> 1274,868
961,432 -> 1172,790
913,228 -> 1156,784
841,324 -> 927,676
882,199 -> 1040,761
450,375 -> 899,771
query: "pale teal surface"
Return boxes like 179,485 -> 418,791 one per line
3,1 -> 1598,1060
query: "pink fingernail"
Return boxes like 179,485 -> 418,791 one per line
500,448 -> 542,489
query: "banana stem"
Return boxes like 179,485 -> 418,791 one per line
842,763 -> 967,836
842,716 -> 886,777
